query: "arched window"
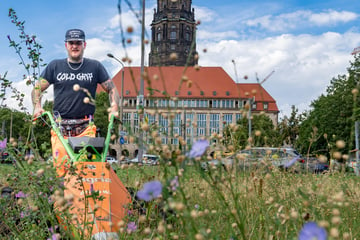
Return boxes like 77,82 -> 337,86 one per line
185,26 -> 191,41
170,25 -> 176,39
157,27 -> 161,41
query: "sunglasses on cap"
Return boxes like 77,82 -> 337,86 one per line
67,41 -> 84,45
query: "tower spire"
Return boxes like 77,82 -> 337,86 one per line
149,0 -> 197,66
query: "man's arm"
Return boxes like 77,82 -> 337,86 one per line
100,79 -> 120,118
32,78 -> 50,118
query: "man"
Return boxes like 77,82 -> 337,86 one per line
32,29 -> 119,176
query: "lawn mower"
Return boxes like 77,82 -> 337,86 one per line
35,111 -> 131,240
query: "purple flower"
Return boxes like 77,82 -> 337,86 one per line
0,138 -> 7,150
15,191 -> 27,198
298,222 -> 327,240
136,180 -> 163,201
284,156 -> 300,168
170,176 -> 179,191
187,139 -> 209,158
127,221 -> 137,233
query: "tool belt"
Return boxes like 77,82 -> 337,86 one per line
60,119 -> 91,137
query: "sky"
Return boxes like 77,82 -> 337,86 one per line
2,0 -> 360,119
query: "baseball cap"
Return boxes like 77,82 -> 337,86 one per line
65,29 -> 85,42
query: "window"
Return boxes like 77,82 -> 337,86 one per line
252,102 -> 257,110
170,25 -> 176,39
222,100 -> 234,108
122,112 -> 131,128
185,26 -> 191,41
159,115 -> 168,135
197,100 -> 208,108
170,44 -> 175,50
235,114 -> 242,122
169,99 -> 176,107
212,100 -> 220,108
134,113 -> 139,133
185,32 -> 190,41
157,32 -> 161,41
210,114 -> 220,134
146,113 -> 156,125
223,114 -> 233,125
263,102 -> 269,110
197,113 -> 207,136
171,114 -> 181,144
185,113 -> 194,140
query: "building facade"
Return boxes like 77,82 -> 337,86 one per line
109,66 -> 279,158
106,0 -> 279,158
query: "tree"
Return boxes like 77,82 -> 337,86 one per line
277,105 -> 306,149
94,92 -> 119,139
224,113 -> 280,151
297,55 -> 360,157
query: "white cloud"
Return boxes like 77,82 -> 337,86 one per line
197,30 -> 239,41
193,6 -> 217,23
197,31 -> 360,118
2,79 -> 53,115
245,10 -> 358,32
309,10 -> 358,26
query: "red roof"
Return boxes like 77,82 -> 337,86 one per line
107,66 -> 278,112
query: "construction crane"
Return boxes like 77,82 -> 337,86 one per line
256,70 -> 275,85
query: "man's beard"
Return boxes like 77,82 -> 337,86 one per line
68,51 -> 83,63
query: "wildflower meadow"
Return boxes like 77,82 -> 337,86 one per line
1,5 -> 360,240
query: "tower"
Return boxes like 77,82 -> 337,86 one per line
149,0 -> 197,66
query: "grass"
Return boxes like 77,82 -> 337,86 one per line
1,159 -> 359,240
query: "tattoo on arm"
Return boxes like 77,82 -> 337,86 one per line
32,79 -> 49,106
102,80 -> 115,92
103,80 -> 120,109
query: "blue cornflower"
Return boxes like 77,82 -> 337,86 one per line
298,222 -> 327,240
0,138 -> 6,150
187,139 -> 209,158
170,176 -> 179,191
136,180 -> 163,201
284,156 -> 300,168
127,221 -> 137,233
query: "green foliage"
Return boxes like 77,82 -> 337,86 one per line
2,161 -> 360,239
226,114 -> 281,150
0,108 -> 31,141
94,91 -> 113,138
297,55 -> 360,156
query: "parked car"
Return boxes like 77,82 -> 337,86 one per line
235,147 -> 304,169
300,157 -> 329,174
127,154 -> 159,165
1,152 -> 14,164
200,157 -> 234,171
105,156 -> 117,164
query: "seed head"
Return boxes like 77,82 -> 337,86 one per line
330,228 -> 339,238
126,26 -> 134,33
36,168 -> 45,177
352,88 -> 359,95
335,140 -> 345,149
73,84 -> 80,91
170,52 -> 178,61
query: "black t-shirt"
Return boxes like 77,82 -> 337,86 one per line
40,58 -> 109,119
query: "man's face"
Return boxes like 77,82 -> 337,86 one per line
65,41 -> 86,62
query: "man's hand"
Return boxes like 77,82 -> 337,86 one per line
108,103 -> 119,121
33,106 -> 45,119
